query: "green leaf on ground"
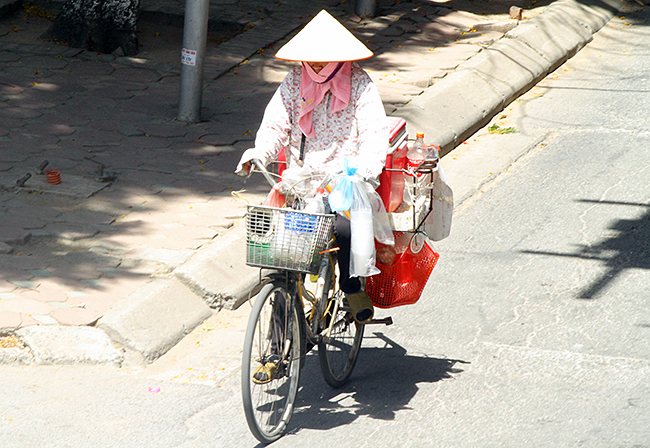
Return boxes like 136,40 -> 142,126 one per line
488,125 -> 518,134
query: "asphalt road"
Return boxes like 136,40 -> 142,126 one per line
2,6 -> 650,448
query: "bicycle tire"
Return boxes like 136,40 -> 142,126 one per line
317,258 -> 364,388
241,279 -> 302,443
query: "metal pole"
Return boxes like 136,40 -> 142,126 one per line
178,0 -> 209,122
355,0 -> 376,18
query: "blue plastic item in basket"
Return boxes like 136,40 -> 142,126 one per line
284,212 -> 317,234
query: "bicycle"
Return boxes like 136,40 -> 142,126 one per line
240,159 -> 394,443
239,148 -> 447,443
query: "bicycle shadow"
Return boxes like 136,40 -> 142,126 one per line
286,332 -> 468,434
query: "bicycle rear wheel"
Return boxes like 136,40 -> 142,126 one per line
317,259 -> 364,388
241,280 -> 302,444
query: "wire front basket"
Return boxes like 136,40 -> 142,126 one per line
246,205 -> 335,274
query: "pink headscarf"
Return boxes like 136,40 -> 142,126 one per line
299,61 -> 352,138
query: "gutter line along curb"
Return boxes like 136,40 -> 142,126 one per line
110,0 -> 622,364
4,0 -> 623,365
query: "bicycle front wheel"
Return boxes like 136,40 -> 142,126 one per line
317,260 -> 364,388
241,280 -> 302,444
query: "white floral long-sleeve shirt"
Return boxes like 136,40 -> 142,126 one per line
239,63 -> 389,179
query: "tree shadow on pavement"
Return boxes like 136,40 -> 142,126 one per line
0,0 -> 626,326
521,199 -> 650,299
287,332 -> 468,434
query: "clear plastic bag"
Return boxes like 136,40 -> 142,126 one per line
329,159 -> 380,277
328,160 -> 356,213
280,165 -> 314,198
349,195 -> 379,277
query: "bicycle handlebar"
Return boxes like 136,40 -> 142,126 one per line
251,159 -> 277,188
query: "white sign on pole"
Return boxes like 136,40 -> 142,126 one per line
181,48 -> 197,66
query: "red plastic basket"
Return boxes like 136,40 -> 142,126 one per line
366,232 -> 440,308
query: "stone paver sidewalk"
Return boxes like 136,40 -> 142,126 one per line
0,0 -> 542,336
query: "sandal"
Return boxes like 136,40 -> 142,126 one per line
346,291 -> 374,324
252,355 -> 280,384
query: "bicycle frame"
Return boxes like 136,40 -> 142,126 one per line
262,248 -> 337,349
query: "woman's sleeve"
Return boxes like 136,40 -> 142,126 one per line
355,80 -> 389,180
236,79 -> 293,172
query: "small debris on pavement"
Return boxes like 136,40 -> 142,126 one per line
0,335 -> 25,349
488,124 -> 518,134
15,173 -> 31,187
45,169 -> 62,185
510,6 -> 524,20
35,160 -> 49,174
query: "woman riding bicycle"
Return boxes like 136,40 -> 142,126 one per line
236,10 -> 389,384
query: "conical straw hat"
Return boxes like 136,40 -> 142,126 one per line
275,10 -> 373,62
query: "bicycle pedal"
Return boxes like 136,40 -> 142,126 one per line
366,317 -> 393,326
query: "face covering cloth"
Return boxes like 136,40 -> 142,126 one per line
299,61 -> 352,138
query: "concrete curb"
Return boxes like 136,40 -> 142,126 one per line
0,0 -> 623,365
99,0 -> 622,364
17,326 -> 124,365
396,0 -> 619,154
173,223 -> 273,311
97,277 -> 213,363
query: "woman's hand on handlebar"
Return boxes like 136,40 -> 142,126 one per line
241,160 -> 252,175
236,148 -> 261,176
236,157 -> 277,187
235,157 -> 253,176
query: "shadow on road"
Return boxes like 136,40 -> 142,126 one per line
522,199 -> 650,299
1,0 -> 639,318
287,332 -> 468,434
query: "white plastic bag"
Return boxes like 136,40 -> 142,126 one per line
349,181 -> 379,278
330,159 -> 380,277
280,165 -> 313,197
424,164 -> 453,241
365,183 -> 394,246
